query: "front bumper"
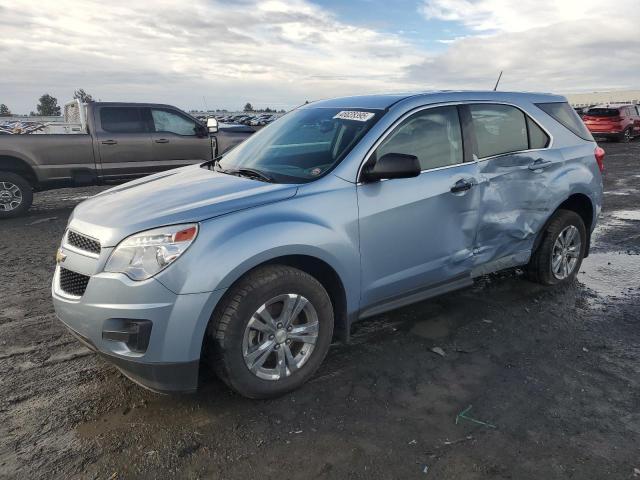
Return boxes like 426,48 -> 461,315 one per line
62,322 -> 200,393
52,262 -> 225,393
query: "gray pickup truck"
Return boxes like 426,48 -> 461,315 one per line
0,101 -> 255,217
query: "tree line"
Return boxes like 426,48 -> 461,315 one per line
0,89 -> 94,117
243,102 -> 286,113
1,93 -> 288,117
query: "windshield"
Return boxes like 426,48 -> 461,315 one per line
216,107 -> 383,183
585,108 -> 620,117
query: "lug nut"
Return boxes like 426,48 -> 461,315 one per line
274,344 -> 280,350
269,334 -> 275,340
286,326 -> 293,332
286,339 -> 291,345
277,323 -> 283,329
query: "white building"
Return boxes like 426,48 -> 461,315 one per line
565,90 -> 640,107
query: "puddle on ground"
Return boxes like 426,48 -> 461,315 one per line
610,210 -> 640,221
578,252 -> 640,298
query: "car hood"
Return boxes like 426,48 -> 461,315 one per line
69,165 -> 298,247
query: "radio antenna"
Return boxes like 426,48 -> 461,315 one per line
493,71 -> 503,91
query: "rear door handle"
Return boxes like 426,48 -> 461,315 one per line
450,179 -> 473,193
101,139 -> 117,145
155,138 -> 170,144
528,158 -> 553,171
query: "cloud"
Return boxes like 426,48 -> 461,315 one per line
1,0 -> 638,114
0,0 -> 421,113
412,0 -> 640,92
421,0 -> 609,32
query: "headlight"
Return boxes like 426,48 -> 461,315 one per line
104,224 -> 198,281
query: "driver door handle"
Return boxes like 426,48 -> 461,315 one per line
528,158 -> 553,171
450,179 -> 473,193
154,138 -> 170,144
101,139 -> 117,145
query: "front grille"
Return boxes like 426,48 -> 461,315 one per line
66,230 -> 101,255
59,267 -> 90,297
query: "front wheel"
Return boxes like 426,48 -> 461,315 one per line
0,171 -> 33,219
526,209 -> 587,286
206,265 -> 334,398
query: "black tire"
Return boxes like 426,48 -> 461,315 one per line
206,265 -> 334,398
526,209 -> 587,286
617,128 -> 632,143
0,171 -> 33,219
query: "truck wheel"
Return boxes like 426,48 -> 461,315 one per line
526,209 -> 586,286
206,265 -> 334,398
0,171 -> 33,219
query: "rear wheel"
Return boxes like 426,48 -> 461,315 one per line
206,265 -> 334,398
0,171 -> 33,219
617,128 -> 632,143
526,209 -> 586,286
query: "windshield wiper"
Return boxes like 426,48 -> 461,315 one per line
226,167 -> 275,183
211,160 -> 274,183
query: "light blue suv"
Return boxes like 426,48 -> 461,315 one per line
52,91 -> 604,398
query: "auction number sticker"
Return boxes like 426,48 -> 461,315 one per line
333,111 -> 375,122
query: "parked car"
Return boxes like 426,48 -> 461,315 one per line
52,91 -> 603,398
0,101 -> 255,217
582,104 -> 640,142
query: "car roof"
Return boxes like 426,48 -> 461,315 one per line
302,90 -> 566,110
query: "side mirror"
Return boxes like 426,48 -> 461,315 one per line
361,153 -> 421,182
207,117 -> 219,134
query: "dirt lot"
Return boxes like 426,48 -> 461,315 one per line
1,142 -> 639,480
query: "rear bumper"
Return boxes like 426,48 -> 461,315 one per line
587,130 -> 623,137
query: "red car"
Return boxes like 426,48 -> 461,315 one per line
582,104 -> 640,142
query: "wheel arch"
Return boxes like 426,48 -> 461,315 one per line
0,155 -> 39,189
201,253 -> 351,360
534,192 -> 595,257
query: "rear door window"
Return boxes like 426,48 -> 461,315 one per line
469,104 -> 528,158
100,107 -> 146,133
537,102 -> 594,141
375,106 -> 463,170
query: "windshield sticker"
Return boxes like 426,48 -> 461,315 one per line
333,111 -> 375,122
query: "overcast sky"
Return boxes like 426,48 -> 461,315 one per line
1,0 -> 639,113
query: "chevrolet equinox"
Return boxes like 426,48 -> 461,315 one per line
52,91 -> 604,398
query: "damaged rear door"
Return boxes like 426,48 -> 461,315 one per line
466,103 -> 557,271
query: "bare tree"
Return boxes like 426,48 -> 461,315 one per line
73,89 -> 94,103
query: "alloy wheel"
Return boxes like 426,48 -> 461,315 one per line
0,181 -> 22,212
551,225 -> 581,280
242,294 -> 319,381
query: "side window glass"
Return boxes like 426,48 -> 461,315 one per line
375,106 -> 463,170
100,107 -> 146,133
151,109 -> 198,135
470,104 -> 528,158
527,117 -> 550,149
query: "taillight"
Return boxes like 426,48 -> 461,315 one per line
594,146 -> 605,172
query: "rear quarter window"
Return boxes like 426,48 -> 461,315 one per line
536,102 -> 594,141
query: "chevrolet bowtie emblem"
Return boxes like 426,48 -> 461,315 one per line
56,249 -> 67,264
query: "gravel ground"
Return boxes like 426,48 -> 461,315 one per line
1,142 -> 639,480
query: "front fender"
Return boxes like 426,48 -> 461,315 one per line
155,180 -> 361,317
